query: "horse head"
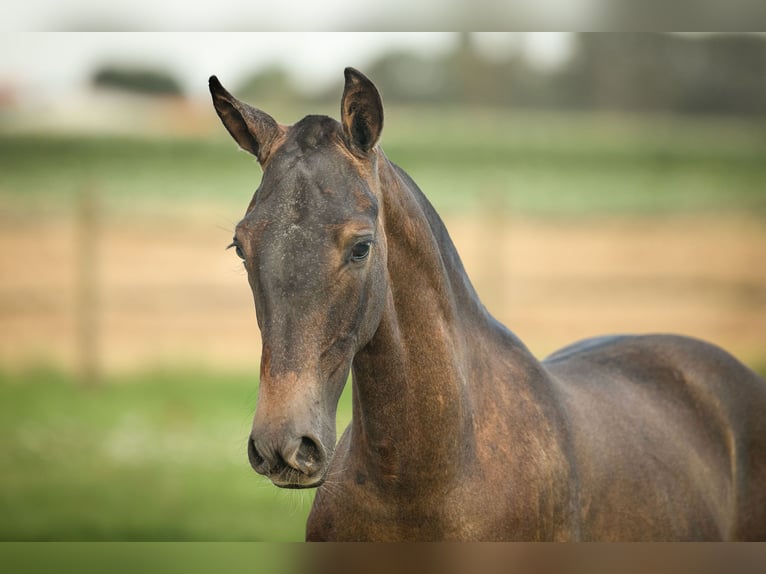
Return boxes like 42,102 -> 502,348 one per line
210,68 -> 387,488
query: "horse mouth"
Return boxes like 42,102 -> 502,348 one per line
272,475 -> 326,489
252,462 -> 327,489
266,466 -> 326,490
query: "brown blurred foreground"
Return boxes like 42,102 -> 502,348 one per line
0,209 -> 764,375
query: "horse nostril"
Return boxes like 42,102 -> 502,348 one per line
247,435 -> 267,473
295,436 -> 324,472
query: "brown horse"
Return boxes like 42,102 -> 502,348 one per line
210,68 -> 766,541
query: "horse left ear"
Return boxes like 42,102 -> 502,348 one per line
209,75 -> 282,164
341,68 -> 384,156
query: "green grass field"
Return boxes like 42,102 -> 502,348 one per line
0,368 -> 353,541
2,109 -> 766,217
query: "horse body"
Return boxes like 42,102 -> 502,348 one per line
307,152 -> 766,541
209,68 -> 766,541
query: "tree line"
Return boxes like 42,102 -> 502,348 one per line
93,34 -> 766,116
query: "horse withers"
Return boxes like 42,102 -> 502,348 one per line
210,68 -> 766,541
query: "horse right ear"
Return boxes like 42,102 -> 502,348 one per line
209,76 -> 282,164
341,68 -> 384,156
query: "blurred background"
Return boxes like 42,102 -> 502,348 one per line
1,32 -> 765,541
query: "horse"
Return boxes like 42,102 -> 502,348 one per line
209,67 -> 766,541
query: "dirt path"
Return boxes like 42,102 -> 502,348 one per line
1,210 -> 764,373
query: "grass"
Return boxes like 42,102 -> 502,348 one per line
0,368 -> 353,541
1,109 -> 765,218
2,362 -> 765,541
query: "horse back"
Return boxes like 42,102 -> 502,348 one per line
544,333 -> 766,540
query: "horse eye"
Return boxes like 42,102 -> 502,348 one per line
350,241 -> 371,262
228,241 -> 246,260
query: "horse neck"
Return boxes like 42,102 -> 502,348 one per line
348,153 -> 532,489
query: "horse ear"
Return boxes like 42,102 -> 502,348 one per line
209,75 -> 281,163
341,68 -> 384,155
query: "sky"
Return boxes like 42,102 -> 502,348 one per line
3,1 -> 594,32
0,33 -> 575,103
3,0 -> 765,33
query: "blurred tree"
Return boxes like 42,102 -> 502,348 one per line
569,34 -> 675,112
363,34 -> 524,107
675,34 -> 766,115
236,65 -> 302,104
319,33 -> 766,116
91,64 -> 184,97
442,32 -> 503,105
365,50 -> 448,104
565,33 -> 766,115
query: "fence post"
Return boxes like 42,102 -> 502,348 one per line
75,184 -> 101,386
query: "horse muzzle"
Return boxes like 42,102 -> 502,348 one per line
247,432 -> 329,489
